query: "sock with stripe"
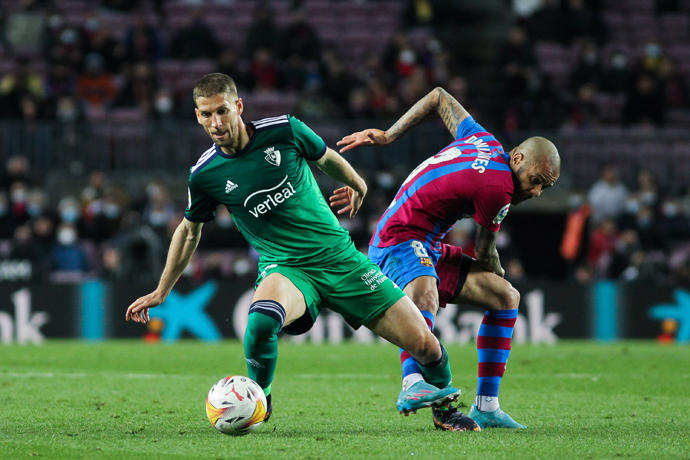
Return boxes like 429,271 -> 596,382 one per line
475,308 -> 518,412
243,300 -> 285,396
400,310 -> 435,390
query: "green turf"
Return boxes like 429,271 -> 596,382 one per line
1,340 -> 688,459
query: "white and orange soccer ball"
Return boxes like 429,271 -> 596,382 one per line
205,376 -> 267,435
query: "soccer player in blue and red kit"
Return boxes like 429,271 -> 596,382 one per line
336,86 -> 560,430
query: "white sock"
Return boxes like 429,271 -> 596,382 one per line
475,395 -> 499,412
402,373 -> 424,390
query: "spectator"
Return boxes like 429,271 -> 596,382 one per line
249,49 -> 279,91
76,53 -> 117,113
562,0 -> 606,45
498,25 -> 536,107
2,155 -> 31,190
570,40 -> 603,92
51,222 -> 90,275
244,3 -> 282,59
125,15 -> 162,62
42,13 -> 87,70
0,57 -> 45,119
587,217 -> 619,276
0,192 -> 14,238
115,61 -> 158,113
624,72 -> 664,126
142,182 -> 176,237
5,0 -> 46,54
601,50 -> 632,94
587,165 -> 628,225
170,10 -> 220,59
280,8 -> 320,62
86,17 -> 127,73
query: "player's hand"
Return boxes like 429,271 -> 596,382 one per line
337,129 -> 390,153
329,186 -> 364,218
126,291 -> 165,324
479,259 -> 505,278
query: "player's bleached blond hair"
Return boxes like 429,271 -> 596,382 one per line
193,73 -> 238,105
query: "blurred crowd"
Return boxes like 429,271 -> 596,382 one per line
561,165 -> 690,284
3,151 -> 690,285
0,0 -> 689,285
499,0 -> 690,136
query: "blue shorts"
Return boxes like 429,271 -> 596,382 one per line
368,239 -> 474,307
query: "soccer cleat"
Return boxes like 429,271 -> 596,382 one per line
433,404 -> 481,432
264,393 -> 272,422
396,381 -> 460,415
468,404 -> 526,429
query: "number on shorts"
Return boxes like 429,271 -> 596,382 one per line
410,240 -> 429,258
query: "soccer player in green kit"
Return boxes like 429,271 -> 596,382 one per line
126,73 -> 471,430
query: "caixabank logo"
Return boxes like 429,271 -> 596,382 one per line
0,289 -> 49,344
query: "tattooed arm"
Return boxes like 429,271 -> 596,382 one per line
474,225 -> 505,277
337,87 -> 470,152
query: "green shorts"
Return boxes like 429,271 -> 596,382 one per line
255,248 -> 405,334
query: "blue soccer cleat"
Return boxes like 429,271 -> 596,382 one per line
396,381 -> 460,415
468,404 -> 527,429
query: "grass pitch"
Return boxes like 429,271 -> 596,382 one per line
1,340 -> 688,459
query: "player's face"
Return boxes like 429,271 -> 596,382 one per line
195,93 -> 243,151
511,157 -> 559,205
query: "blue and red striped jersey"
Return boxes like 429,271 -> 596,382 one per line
370,116 -> 514,250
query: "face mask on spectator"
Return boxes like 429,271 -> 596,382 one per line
611,54 -> 627,69
155,96 -> 173,114
103,203 -> 121,219
27,203 -> 43,217
662,202 -> 679,218
85,18 -> 100,32
625,199 -> 639,214
645,43 -> 661,58
11,188 -> 27,204
61,207 -> 79,223
57,228 -> 77,246
148,211 -> 168,227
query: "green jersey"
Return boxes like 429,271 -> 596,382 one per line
185,114 -> 355,267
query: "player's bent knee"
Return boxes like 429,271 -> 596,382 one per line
409,330 -> 441,362
410,289 -> 439,315
500,284 -> 520,310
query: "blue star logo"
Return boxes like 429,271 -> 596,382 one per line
150,281 -> 221,342
649,289 -> 690,343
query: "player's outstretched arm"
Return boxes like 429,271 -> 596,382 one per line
474,224 -> 505,277
337,87 -> 470,153
125,218 -> 204,323
315,148 -> 367,217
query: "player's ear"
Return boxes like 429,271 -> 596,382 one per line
236,98 -> 244,116
194,107 -> 203,125
510,151 -> 524,167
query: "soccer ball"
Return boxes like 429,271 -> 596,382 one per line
205,375 -> 267,435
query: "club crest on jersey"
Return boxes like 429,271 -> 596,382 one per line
493,204 -> 511,224
420,257 -> 433,267
225,180 -> 238,193
264,146 -> 281,166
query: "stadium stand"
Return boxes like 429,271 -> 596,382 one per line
0,0 -> 689,285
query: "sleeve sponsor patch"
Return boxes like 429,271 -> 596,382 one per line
492,204 -> 510,224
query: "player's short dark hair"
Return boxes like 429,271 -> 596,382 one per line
193,73 -> 238,105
